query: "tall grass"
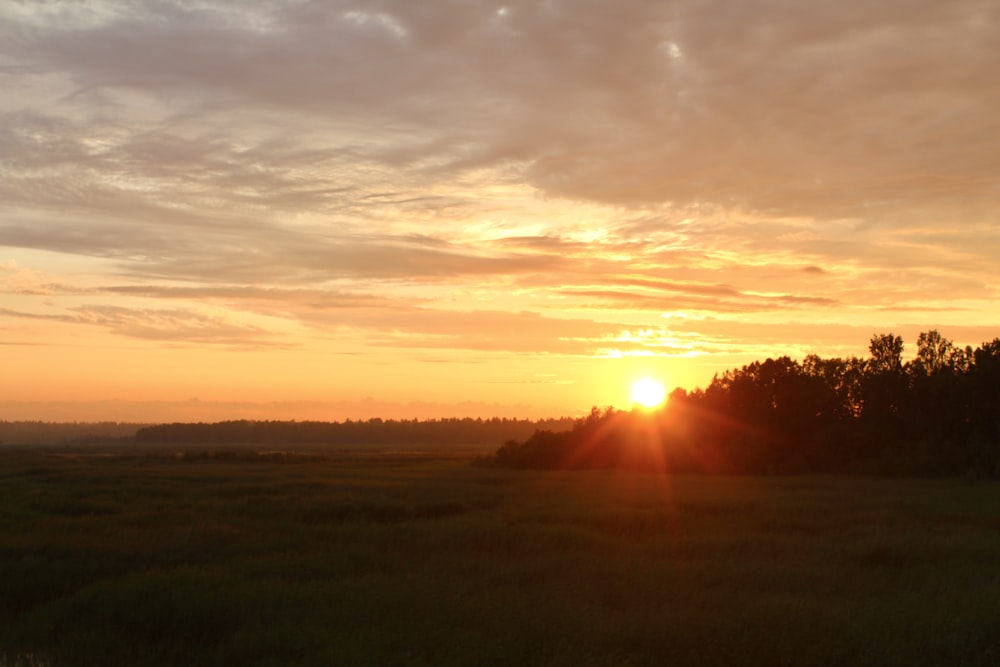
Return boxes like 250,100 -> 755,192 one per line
2,447 -> 999,665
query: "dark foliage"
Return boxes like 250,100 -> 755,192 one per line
135,416 -> 575,448
483,331 -> 1000,477
0,421 -> 144,445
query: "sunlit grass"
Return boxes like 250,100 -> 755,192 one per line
2,446 -> 999,665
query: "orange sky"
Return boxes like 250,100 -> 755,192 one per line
1,1 -> 999,422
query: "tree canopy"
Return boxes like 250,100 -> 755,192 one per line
134,416 -> 575,448
480,331 -> 1000,477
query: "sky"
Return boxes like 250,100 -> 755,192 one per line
1,0 -> 999,422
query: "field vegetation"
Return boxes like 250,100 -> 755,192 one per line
2,444 -> 999,666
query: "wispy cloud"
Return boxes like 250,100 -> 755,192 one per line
0,304 -> 283,349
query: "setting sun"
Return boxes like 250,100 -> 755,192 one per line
631,378 -> 667,408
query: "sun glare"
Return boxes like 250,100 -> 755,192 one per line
631,377 -> 666,408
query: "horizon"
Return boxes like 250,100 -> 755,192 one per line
2,1 -> 999,423
0,397 -> 580,424
1,328 -> 994,424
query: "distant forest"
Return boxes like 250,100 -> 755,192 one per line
0,421 -> 145,445
481,331 -> 1000,478
0,417 -> 579,448
133,416 -> 576,448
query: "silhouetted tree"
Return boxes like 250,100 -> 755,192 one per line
484,331 -> 1000,478
869,333 -> 904,373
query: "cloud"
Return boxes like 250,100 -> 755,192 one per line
75,305 -> 284,347
0,259 -> 65,295
0,304 -> 282,349
556,287 -> 838,314
101,284 -> 396,308
0,215 -> 569,284
3,0 -> 995,223
3,275 -> 686,356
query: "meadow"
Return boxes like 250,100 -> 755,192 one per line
2,444 -> 999,666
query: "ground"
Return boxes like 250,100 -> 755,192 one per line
2,444 -> 999,666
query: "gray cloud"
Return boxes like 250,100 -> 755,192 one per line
0,303 -> 283,348
0,214 -> 568,283
3,0 -> 995,221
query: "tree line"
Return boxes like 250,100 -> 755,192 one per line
480,331 -> 1000,477
0,421 -> 145,445
134,416 -> 576,448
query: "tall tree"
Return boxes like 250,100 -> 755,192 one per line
913,330 -> 957,375
868,333 -> 904,374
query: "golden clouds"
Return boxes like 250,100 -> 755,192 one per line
0,1 -> 998,417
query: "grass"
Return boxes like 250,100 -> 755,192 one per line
2,445 -> 999,665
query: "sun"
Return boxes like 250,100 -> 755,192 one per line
631,377 -> 667,408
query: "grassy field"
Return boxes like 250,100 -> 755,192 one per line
2,445 -> 999,666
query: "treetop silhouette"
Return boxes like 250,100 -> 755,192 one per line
480,331 -> 1000,477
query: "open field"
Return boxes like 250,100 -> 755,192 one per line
2,445 -> 999,666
